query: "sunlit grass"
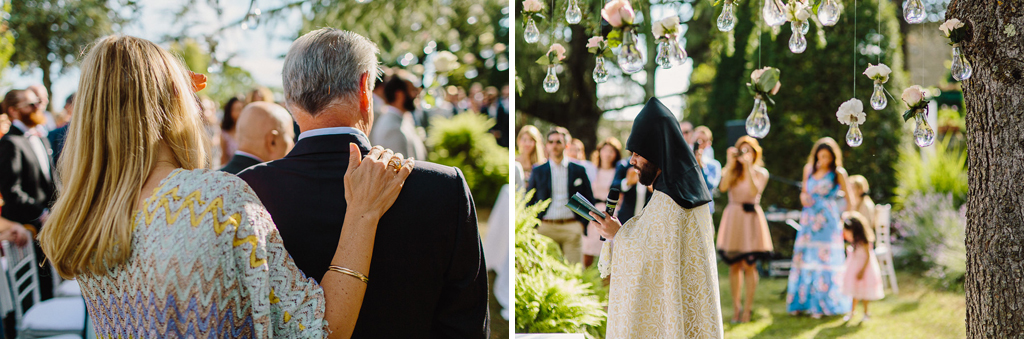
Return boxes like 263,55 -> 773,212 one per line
718,263 -> 966,339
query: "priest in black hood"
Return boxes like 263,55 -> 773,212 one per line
590,98 -> 724,338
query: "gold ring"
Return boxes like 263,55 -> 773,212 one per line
388,157 -> 403,172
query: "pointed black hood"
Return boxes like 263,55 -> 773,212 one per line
625,97 -> 711,209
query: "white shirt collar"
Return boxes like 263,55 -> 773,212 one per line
549,156 -> 569,168
297,126 -> 370,144
11,120 -> 29,134
234,150 -> 264,163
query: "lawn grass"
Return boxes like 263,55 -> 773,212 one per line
719,264 -> 966,339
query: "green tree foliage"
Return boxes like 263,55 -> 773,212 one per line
296,0 -> 510,89
427,113 -> 509,205
7,0 -> 138,96
692,0 -> 908,209
894,136 -> 967,208
0,1 -> 16,81
514,189 -> 607,337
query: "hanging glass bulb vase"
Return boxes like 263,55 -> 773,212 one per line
846,124 -> 863,147
746,96 -> 771,138
524,17 -> 540,43
718,1 -> 737,32
903,0 -> 926,24
950,44 -> 973,81
593,56 -> 610,83
670,38 -> 687,65
762,0 -> 788,27
818,0 -> 841,26
870,83 -> 887,110
566,0 -> 582,24
789,21 -> 807,53
543,66 -> 560,93
655,40 -> 673,69
617,28 -> 645,74
913,108 -> 935,147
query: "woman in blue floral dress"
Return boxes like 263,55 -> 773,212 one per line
786,137 -> 853,318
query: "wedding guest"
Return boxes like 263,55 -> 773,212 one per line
38,35 -> 414,338
582,137 -> 621,268
219,95 -> 245,165
590,98 -> 722,338
485,86 -> 509,147
27,84 -> 56,131
694,126 -> 722,213
679,120 -> 695,149
841,211 -> 884,322
238,28 -> 489,338
787,137 -> 853,318
247,86 -> 274,103
569,138 -> 597,183
0,89 -> 57,298
527,127 -> 594,265
48,93 -> 75,165
219,102 -> 295,174
848,175 -> 876,232
515,125 -> 546,181
371,73 -> 427,160
716,136 -> 772,323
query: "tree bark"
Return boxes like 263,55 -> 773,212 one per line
948,1 -> 1024,337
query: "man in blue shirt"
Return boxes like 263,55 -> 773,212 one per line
694,126 -> 722,213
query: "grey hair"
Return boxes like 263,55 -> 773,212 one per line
282,28 -> 381,116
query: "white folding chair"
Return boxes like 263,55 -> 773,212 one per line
1,239 -> 85,338
873,204 -> 899,294
48,266 -> 81,298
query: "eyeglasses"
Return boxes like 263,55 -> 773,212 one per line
18,101 -> 40,109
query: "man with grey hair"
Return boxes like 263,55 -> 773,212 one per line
238,28 -> 489,338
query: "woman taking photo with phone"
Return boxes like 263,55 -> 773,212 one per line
716,136 -> 772,323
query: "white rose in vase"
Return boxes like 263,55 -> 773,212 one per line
863,63 -> 892,83
601,0 -> 635,27
836,98 -> 866,125
939,18 -> 964,38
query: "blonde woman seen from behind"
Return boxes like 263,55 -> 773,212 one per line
38,35 -> 412,338
716,136 -> 772,323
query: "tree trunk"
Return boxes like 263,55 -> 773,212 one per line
41,59 -> 52,108
948,1 -> 1024,337
642,3 -> 656,99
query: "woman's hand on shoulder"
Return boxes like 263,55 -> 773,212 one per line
344,144 -> 414,220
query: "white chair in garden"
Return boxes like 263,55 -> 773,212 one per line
873,204 -> 899,294
1,239 -> 86,338
49,265 -> 81,298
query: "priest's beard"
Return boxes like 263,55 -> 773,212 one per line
637,163 -> 660,186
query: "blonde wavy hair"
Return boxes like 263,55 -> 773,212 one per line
39,35 -> 210,278
516,125 -> 546,166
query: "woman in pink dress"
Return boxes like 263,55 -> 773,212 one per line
841,211 -> 885,322
582,137 -> 622,268
716,136 -> 772,323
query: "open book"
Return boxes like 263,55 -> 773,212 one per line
566,192 -> 606,222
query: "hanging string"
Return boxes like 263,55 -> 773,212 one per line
853,0 -> 857,98
877,0 -> 881,64
758,0 -> 762,69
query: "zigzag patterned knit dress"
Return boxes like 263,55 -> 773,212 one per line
78,169 -> 328,338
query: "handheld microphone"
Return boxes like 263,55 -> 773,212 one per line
601,188 -> 621,241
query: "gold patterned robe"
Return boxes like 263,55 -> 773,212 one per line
599,191 -> 724,338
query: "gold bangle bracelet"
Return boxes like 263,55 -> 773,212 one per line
328,265 -> 369,284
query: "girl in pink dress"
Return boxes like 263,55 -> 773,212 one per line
841,211 -> 885,322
